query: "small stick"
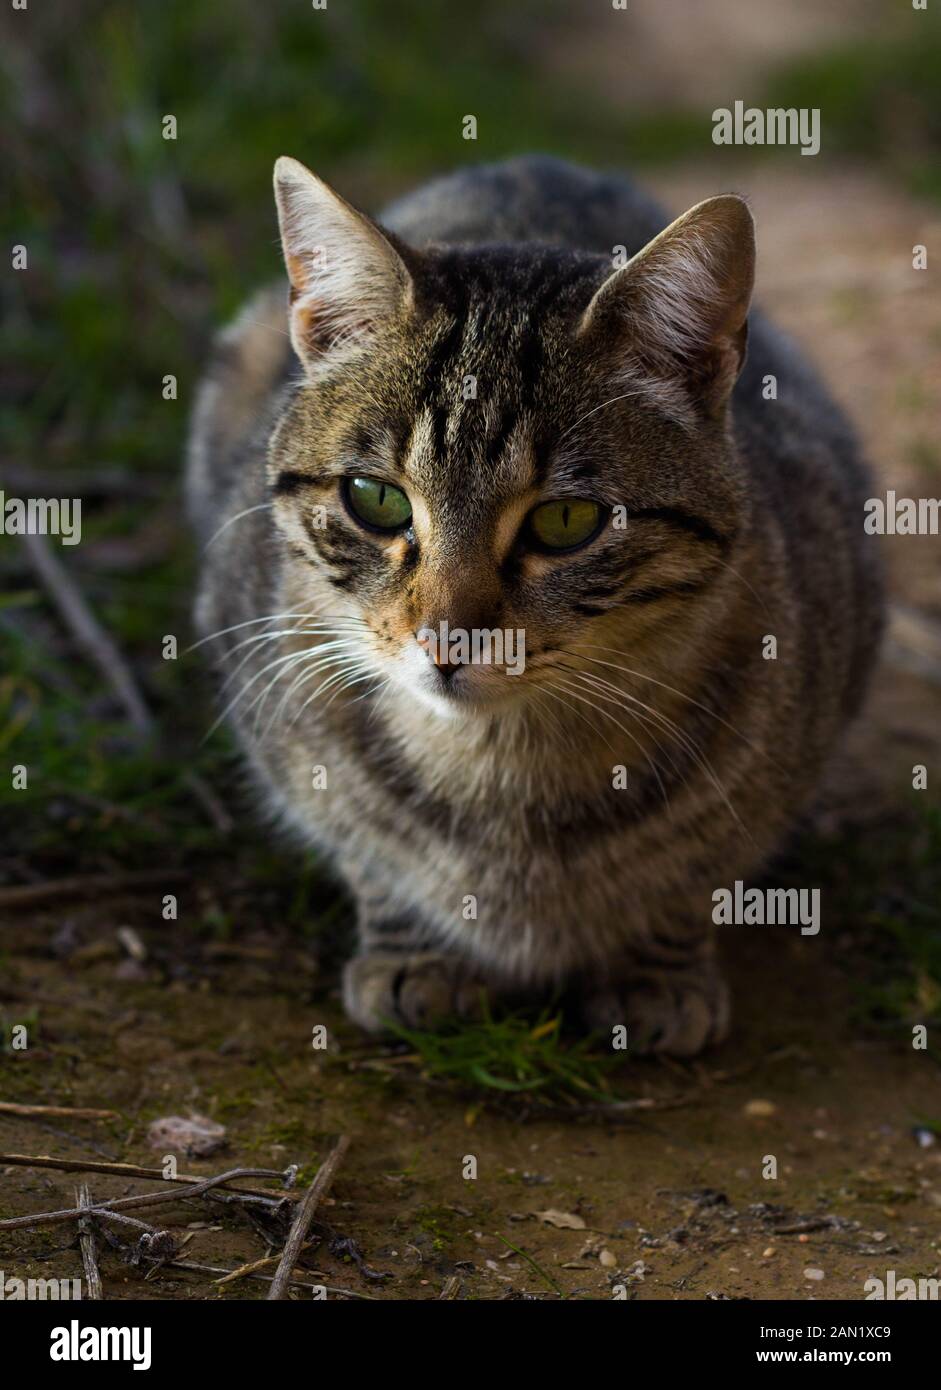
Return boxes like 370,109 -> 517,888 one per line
75,1184 -> 103,1300
439,1275 -> 461,1300
0,1166 -> 294,1232
168,1258 -> 375,1299
214,1240 -> 318,1286
774,1217 -> 840,1235
0,1103 -> 117,1120
0,869 -> 188,910
93,1210 -> 164,1233
18,530 -> 231,834
184,771 -> 234,835
533,1095 -> 696,1122
20,530 -> 154,733
0,1152 -> 295,1201
267,1136 -> 350,1301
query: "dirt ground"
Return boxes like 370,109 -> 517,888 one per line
2,154 -> 940,1300
1,874 -> 940,1302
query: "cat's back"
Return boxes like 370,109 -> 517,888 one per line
380,154 -> 666,256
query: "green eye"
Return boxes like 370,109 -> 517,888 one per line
345,476 -> 412,531
528,498 -> 601,551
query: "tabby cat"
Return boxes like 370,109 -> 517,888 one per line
186,156 -> 882,1055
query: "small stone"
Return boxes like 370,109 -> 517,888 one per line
804,1267 -> 825,1281
762,1247 -> 775,1258
744,1099 -> 777,1117
146,1113 -> 226,1158
599,1249 -> 617,1268
533,1209 -> 586,1230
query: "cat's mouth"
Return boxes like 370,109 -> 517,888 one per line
395,637 -> 525,717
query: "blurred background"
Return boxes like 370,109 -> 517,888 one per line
1,0 -> 940,1303
2,0 -> 939,871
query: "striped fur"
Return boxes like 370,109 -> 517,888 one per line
186,157 -> 883,1055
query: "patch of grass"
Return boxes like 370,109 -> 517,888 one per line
496,1233 -> 564,1298
411,1205 -> 456,1254
390,1006 -> 625,1110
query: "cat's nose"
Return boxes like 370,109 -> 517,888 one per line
415,628 -> 461,680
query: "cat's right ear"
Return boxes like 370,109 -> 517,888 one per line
274,156 -> 414,374
577,194 -> 755,422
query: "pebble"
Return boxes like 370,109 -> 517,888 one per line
599,1249 -> 617,1268
804,1267 -> 825,1281
744,1099 -> 777,1117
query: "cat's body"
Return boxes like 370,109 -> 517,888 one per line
187,156 -> 882,1054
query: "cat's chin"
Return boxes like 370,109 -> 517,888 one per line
393,668 -> 522,721
404,679 -> 503,721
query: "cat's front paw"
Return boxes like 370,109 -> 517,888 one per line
579,963 -> 730,1058
342,951 -> 488,1033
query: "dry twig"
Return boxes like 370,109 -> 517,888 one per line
0,1103 -> 117,1120
0,1152 -> 295,1201
19,529 -> 232,832
0,870 -> 188,910
267,1136 -> 351,1300
214,1240 -> 318,1287
169,1258 -> 374,1299
75,1183 -> 103,1299
0,1166 -> 294,1232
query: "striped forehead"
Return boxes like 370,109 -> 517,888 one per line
400,402 -> 537,503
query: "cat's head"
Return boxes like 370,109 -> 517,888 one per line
267,156 -> 754,719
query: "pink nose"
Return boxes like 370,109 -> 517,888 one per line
416,629 -> 461,680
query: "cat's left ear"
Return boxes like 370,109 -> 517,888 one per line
577,194 -> 755,420
274,156 -> 414,374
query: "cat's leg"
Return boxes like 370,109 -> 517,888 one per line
342,911 -> 491,1032
577,936 -> 729,1058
